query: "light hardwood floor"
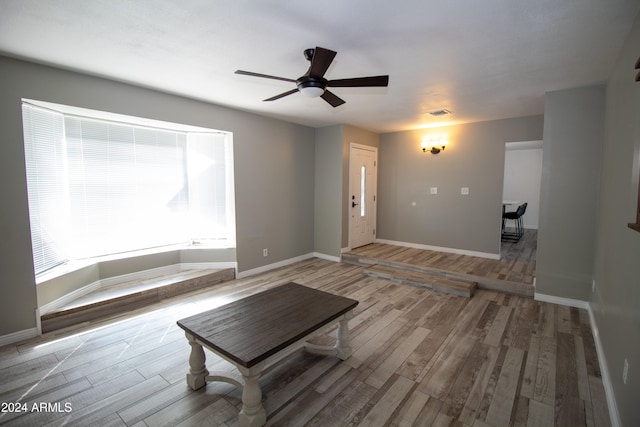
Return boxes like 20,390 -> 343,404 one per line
345,231 -> 538,296
351,230 -> 537,285
0,257 -> 608,426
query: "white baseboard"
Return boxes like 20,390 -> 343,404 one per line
375,239 -> 501,260
534,293 -> 620,427
179,261 -> 238,271
0,327 -> 39,347
313,252 -> 341,263
236,253 -> 316,279
236,252 -> 344,279
35,308 -> 42,335
587,303 -> 621,427
533,292 -> 589,309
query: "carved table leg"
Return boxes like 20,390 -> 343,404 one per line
185,332 -> 209,390
237,362 -> 266,427
335,311 -> 354,360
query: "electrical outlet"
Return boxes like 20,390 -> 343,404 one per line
623,358 -> 629,384
263,248 -> 268,257
430,187 -> 438,195
461,187 -> 469,195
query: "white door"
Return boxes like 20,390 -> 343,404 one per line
349,144 -> 378,249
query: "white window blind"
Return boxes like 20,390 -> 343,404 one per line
22,106 -> 68,273
187,133 -> 230,239
22,103 -> 234,276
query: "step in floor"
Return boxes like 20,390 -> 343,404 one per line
364,264 -> 477,298
342,249 -> 534,297
41,267 -> 235,333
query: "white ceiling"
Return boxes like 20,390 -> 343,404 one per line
1,0 -> 638,134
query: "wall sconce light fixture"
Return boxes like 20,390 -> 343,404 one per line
422,136 -> 448,154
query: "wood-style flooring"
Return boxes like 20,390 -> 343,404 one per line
0,255 -> 608,426
345,230 -> 537,296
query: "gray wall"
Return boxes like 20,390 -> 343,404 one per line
536,86 -> 605,300
313,124 -> 379,257
592,12 -> 640,427
314,125 -> 344,257
377,116 -> 543,255
0,56 -> 315,336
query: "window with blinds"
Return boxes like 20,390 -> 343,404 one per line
21,102 -> 235,276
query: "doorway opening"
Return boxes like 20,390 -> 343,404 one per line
500,140 -> 542,275
348,143 -> 378,249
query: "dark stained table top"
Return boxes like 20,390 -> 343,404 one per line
177,282 -> 359,368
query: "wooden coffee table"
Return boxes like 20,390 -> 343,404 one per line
176,282 -> 359,427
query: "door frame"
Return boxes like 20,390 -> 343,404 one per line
348,143 -> 378,250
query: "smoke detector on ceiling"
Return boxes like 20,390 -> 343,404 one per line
428,109 -> 452,117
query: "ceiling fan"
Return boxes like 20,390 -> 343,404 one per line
235,46 -> 389,107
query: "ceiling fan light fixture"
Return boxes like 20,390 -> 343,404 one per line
297,76 -> 327,98
299,85 -> 325,98
237,46 -> 389,107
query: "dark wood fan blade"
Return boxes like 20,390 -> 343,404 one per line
264,88 -> 299,102
235,70 -> 296,83
321,90 -> 345,107
328,75 -> 389,87
309,47 -> 337,78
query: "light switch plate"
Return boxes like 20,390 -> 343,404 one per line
461,187 -> 469,195
430,187 -> 438,195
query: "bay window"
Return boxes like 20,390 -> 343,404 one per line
22,101 -> 235,276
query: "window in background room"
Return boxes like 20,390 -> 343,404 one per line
21,101 -> 235,276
